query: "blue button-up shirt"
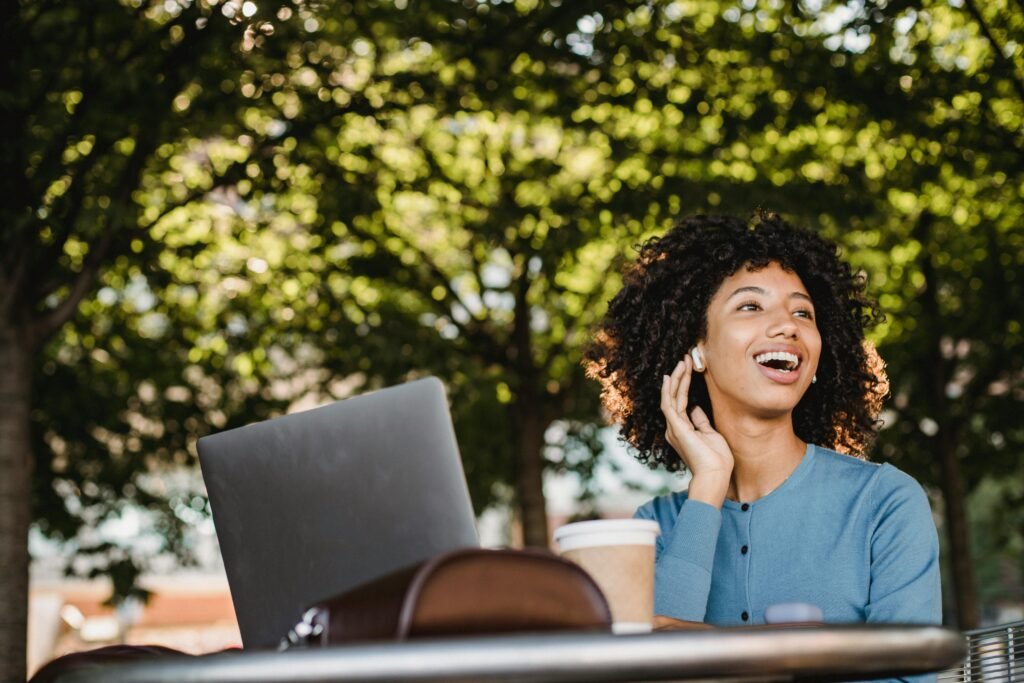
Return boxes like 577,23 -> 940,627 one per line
636,443 -> 942,681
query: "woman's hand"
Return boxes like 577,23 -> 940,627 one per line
653,615 -> 715,631
661,355 -> 734,508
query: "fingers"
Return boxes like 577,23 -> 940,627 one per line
660,374 -> 676,421
667,358 -> 684,403
676,356 -> 692,416
662,359 -> 695,443
690,405 -> 714,434
664,356 -> 693,418
661,373 -> 691,434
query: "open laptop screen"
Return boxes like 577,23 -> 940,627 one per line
197,377 -> 479,648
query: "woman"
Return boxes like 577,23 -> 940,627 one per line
585,211 -> 941,628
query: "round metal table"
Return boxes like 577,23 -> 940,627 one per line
58,624 -> 965,683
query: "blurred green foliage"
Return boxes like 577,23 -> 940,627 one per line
4,0 -> 1022,633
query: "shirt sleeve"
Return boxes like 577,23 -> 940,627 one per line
865,465 -> 942,625
635,496 -> 722,622
859,465 -> 943,683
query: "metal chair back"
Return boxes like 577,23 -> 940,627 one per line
939,619 -> 1022,683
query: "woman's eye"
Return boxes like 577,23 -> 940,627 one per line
737,302 -> 761,311
795,309 -> 815,320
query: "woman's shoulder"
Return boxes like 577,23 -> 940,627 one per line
805,444 -> 885,492
810,444 -> 913,481
810,444 -> 929,510
809,443 -> 881,471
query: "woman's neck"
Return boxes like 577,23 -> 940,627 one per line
716,414 -> 807,503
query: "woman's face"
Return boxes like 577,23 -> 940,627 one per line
697,262 -> 821,421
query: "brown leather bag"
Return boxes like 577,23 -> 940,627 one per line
282,548 -> 612,647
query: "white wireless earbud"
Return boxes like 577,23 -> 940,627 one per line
690,347 -> 705,372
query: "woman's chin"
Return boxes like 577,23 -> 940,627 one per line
750,405 -> 801,421
740,394 -> 806,420
712,400 -> 800,423
708,381 -> 810,421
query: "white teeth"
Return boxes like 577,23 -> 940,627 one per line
754,351 -> 800,371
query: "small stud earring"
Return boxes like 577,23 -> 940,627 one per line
812,374 -> 818,384
690,347 -> 705,372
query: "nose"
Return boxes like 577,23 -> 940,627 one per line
767,312 -> 798,339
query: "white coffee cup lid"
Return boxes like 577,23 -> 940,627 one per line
553,519 -> 661,552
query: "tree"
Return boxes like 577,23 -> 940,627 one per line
8,2 -> 1022,678
6,1 -> 663,675
279,1 -> 1024,580
237,0 -> 890,549
2,1 -> 345,678
781,0 -> 1024,628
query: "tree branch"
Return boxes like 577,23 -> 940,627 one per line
343,214 -> 505,366
26,2 -> 251,328
961,0 -> 1024,103
0,254 -> 31,322
29,135 -> 119,288
26,117 -> 159,345
540,255 -> 623,378
960,222 -> 1019,412
29,2 -> 215,214
415,145 -> 501,321
33,156 -> 249,304
28,229 -> 115,348
910,210 -> 961,430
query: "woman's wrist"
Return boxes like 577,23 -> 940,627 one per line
687,472 -> 731,509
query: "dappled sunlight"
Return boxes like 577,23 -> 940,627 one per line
3,0 -> 1022,675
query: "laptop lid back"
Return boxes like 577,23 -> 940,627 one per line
197,377 -> 479,648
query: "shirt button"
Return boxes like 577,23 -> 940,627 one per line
741,611 -> 749,621
741,503 -> 750,511
741,545 -> 749,554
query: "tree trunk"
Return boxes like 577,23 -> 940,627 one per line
937,432 -> 978,629
513,402 -> 549,548
509,263 -> 549,548
0,319 -> 32,683
913,212 -> 978,629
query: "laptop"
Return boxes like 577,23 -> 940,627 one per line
197,376 -> 479,649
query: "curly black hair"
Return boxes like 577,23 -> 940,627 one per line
584,211 -> 887,471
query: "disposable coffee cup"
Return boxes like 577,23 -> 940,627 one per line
554,519 -> 660,634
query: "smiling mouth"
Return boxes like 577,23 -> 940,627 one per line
754,351 -> 801,372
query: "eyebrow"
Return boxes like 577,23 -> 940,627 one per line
726,286 -> 814,304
